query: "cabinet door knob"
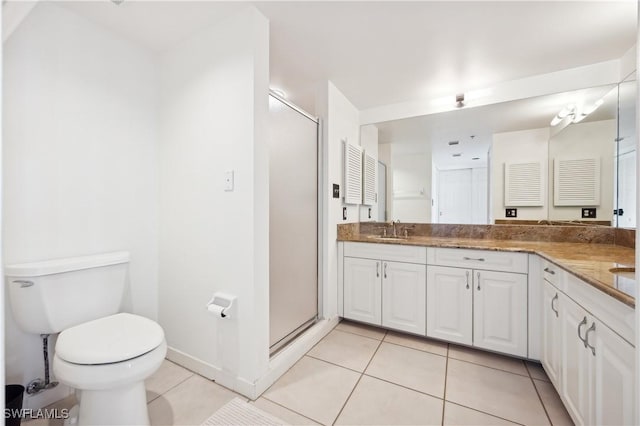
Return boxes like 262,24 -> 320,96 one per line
577,316 -> 588,345
585,322 -> 596,356
465,271 -> 470,290
476,272 -> 481,290
551,293 -> 559,317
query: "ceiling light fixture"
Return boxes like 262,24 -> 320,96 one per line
472,157 -> 480,160
452,153 -> 462,157
455,94 -> 465,108
448,141 -> 459,146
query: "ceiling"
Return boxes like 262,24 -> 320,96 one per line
50,1 -> 637,114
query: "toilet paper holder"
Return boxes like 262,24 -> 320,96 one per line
206,293 -> 237,319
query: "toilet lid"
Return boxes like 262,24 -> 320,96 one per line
56,313 -> 165,365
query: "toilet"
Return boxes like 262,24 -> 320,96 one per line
6,252 -> 166,426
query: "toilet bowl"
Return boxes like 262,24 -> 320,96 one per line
53,313 -> 167,425
6,252 -> 166,425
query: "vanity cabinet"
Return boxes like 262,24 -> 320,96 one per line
541,280 -> 561,387
342,243 -> 427,334
539,265 -> 636,426
426,265 -> 527,356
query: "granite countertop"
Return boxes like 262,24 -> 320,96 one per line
339,234 -> 636,308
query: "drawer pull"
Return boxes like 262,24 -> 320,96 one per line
465,271 -> 470,289
463,256 -> 485,262
544,267 -> 556,275
384,262 -> 387,279
476,272 -> 481,290
376,262 -> 380,278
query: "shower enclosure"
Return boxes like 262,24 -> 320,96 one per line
268,93 -> 319,352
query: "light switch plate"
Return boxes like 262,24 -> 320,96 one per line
224,170 -> 234,191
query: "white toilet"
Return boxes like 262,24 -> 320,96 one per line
6,252 -> 167,426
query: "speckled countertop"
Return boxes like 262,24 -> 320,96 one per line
339,233 -> 636,308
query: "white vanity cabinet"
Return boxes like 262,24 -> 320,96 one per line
426,248 -> 528,357
426,266 -> 473,345
541,280 -> 561,387
473,270 -> 528,356
540,266 -> 636,426
342,243 -> 427,334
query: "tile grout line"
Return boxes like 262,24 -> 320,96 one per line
441,343 -> 450,426
382,339 -> 448,358
525,362 -> 554,425
146,365 -> 195,405
445,401 -> 527,426
446,355 -> 531,378
334,325 -> 386,342
331,329 -> 387,426
260,395 -> 325,425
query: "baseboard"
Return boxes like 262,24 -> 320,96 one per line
166,316 -> 339,400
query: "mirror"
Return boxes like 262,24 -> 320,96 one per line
370,79 -> 634,227
615,73 -> 637,228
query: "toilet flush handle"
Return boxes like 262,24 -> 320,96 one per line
13,280 -> 34,288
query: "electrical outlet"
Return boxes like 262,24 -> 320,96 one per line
333,184 -> 340,199
505,208 -> 517,218
582,208 -> 597,218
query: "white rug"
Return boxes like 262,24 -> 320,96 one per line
201,398 -> 287,426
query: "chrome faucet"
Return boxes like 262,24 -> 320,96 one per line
391,219 -> 400,237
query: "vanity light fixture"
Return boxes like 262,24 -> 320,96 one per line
550,98 -> 603,126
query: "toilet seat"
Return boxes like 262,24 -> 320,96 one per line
56,313 -> 164,365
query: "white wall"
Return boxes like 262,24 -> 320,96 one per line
472,167 -> 489,224
491,128 -> 549,221
390,144 -> 432,222
359,124 -> 378,222
548,119 -> 615,222
157,6 -> 270,395
316,81 -> 360,320
3,2 -> 159,408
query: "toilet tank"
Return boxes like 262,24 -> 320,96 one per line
5,252 -> 130,334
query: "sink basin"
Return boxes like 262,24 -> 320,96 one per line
366,235 -> 408,241
609,267 -> 635,279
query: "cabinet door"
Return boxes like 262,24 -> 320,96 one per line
473,270 -> 527,357
343,257 -> 381,325
382,261 -> 426,334
426,266 -> 472,345
541,280 -> 561,387
560,294 -> 593,425
592,319 -> 635,426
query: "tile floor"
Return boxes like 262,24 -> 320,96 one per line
26,320 -> 574,426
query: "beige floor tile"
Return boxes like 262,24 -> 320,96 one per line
384,330 -> 448,356
148,374 -> 241,425
443,402 -> 518,425
252,397 -> 320,425
448,344 -> 528,376
365,342 -> 446,398
263,356 -> 360,425
307,329 -> 380,372
527,361 -> 551,382
335,320 -> 386,340
335,375 -> 443,425
23,394 -> 77,426
534,379 -> 574,426
145,359 -> 194,402
446,359 -> 549,425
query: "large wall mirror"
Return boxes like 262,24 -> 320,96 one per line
370,73 -> 636,228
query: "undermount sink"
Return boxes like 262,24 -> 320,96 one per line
366,235 -> 408,241
609,267 -> 635,279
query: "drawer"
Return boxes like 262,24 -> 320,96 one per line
541,260 -> 565,290
427,248 -> 528,273
344,242 -> 427,264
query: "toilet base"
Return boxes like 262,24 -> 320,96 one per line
73,381 -> 149,426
